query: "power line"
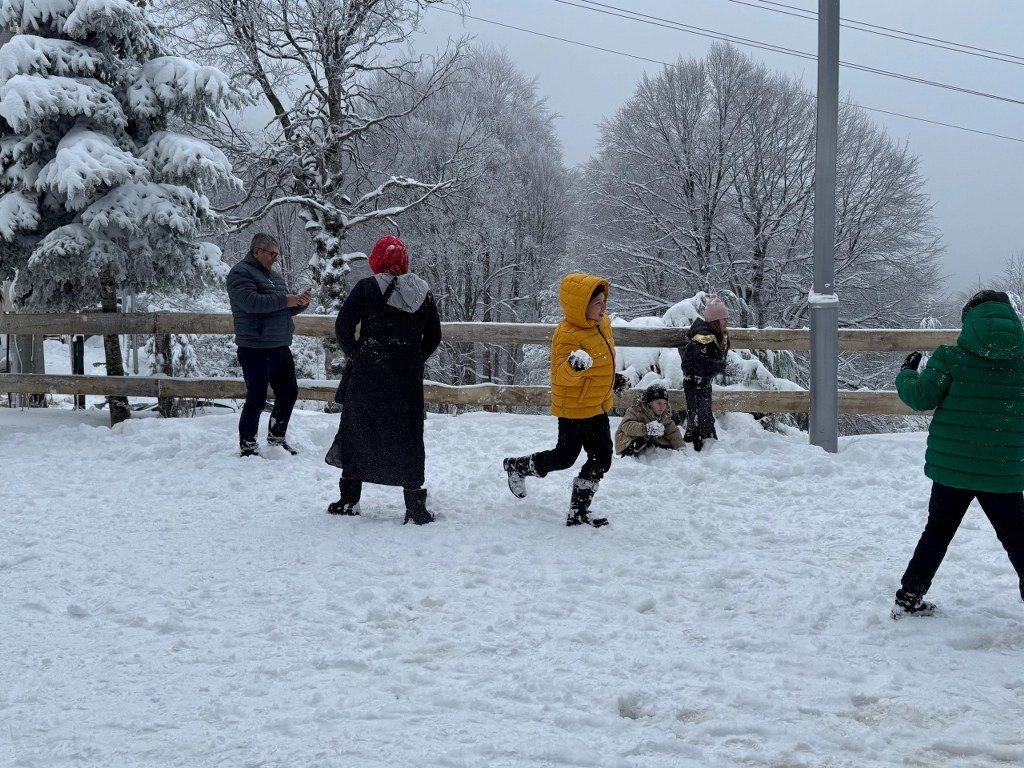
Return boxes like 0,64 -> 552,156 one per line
432,7 -> 1024,145
554,0 -> 1024,108
746,0 -> 1024,64
726,0 -> 1024,66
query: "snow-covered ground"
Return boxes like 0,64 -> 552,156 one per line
3,408 -> 1023,767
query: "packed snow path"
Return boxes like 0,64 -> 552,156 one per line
3,408 -> 1023,767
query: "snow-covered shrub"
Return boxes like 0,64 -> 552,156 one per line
614,292 -> 803,432
144,332 -> 200,378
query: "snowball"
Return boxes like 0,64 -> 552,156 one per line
568,349 -> 593,371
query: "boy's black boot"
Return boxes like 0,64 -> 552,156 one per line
567,477 -> 607,528
892,587 -> 935,620
503,455 -> 537,499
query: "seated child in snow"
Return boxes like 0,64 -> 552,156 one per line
615,385 -> 685,457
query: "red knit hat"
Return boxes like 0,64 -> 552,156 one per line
369,236 -> 409,276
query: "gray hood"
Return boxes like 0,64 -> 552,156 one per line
374,272 -> 430,313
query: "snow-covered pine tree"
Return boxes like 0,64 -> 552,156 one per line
0,0 -> 239,424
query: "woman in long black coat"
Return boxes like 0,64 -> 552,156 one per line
325,236 -> 442,524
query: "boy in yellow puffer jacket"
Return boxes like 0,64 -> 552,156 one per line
503,273 -> 628,527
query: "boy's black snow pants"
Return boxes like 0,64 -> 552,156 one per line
901,482 -> 1024,595
532,414 -> 613,482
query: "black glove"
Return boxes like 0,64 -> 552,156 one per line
613,373 -> 630,396
901,352 -> 922,372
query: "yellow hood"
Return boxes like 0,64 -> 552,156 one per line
559,273 -> 610,329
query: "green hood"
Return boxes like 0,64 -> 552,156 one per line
958,300 -> 1024,360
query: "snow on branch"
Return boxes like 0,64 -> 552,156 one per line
129,57 -> 235,121
0,0 -> 74,34
0,35 -> 104,84
194,240 -> 227,281
63,0 -> 160,58
0,135 -> 44,187
139,132 -> 240,193
0,74 -> 127,133
28,221 -> 124,277
0,190 -> 40,240
35,127 -> 148,209
81,182 -> 215,238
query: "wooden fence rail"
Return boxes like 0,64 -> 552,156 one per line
0,312 -> 959,351
2,312 -> 940,415
0,373 -> 918,415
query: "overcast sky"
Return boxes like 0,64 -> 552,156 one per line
414,0 -> 1024,292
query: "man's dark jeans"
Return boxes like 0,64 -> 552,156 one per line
901,481 -> 1024,595
237,346 -> 298,446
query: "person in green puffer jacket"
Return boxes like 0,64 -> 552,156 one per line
892,290 -> 1024,618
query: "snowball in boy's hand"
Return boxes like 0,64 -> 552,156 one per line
568,349 -> 593,371
646,421 -> 665,437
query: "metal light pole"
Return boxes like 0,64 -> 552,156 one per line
810,0 -> 840,453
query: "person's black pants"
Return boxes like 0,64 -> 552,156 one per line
901,482 -> 1024,595
533,414 -> 612,482
237,346 -> 298,446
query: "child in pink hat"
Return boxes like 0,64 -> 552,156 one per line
680,296 -> 730,451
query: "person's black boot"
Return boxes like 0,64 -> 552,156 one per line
892,587 -> 936,620
502,455 -> 537,499
327,479 -> 362,516
567,477 -> 608,528
239,439 -> 261,457
268,435 -> 298,455
403,488 -> 434,525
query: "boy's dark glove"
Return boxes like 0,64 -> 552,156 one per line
613,373 -> 630,396
901,352 -> 923,372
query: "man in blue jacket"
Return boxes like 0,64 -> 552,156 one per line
227,233 -> 311,456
